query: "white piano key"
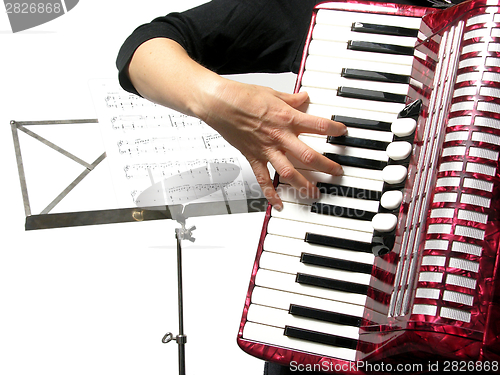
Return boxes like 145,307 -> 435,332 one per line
299,134 -> 389,162
259,251 -> 372,285
382,165 -> 407,184
315,8 -> 422,29
254,268 -> 368,307
391,117 -> 417,137
386,141 -> 412,160
345,127 -> 394,143
246,304 -> 360,339
242,321 -> 357,361
305,54 -> 413,76
271,202 -> 374,233
277,184 -> 380,212
312,23 -> 417,47
288,155 -> 385,181
380,190 -> 403,210
371,213 -> 397,232
301,70 -> 409,95
295,169 -> 385,191
301,102 -> 399,124
263,234 -> 375,264
267,216 -> 374,243
250,286 -> 366,318
300,86 -> 406,114
308,40 -> 414,67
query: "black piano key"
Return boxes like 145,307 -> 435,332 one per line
372,231 -> 396,257
331,115 -> 392,132
311,202 -> 375,221
337,86 -> 406,104
296,273 -> 369,295
324,152 -> 387,170
300,252 -> 373,274
341,68 -> 410,84
305,232 -> 372,253
399,98 -> 422,118
284,326 -> 358,349
351,22 -> 418,38
316,182 -> 382,201
289,304 -> 362,327
327,135 -> 390,151
348,40 -> 414,56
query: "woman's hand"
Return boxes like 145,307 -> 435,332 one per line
128,38 -> 346,210
200,79 -> 346,210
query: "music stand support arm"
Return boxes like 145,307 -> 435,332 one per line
162,221 -> 195,375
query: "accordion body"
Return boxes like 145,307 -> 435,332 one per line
237,0 -> 500,372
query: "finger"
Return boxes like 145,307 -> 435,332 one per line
273,90 -> 346,137
274,90 -> 310,109
293,111 -> 347,137
269,151 -> 320,199
249,159 -> 283,211
286,136 -> 343,176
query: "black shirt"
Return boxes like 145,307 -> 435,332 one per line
116,0 -> 437,95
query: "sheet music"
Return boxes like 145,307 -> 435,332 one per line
90,79 -> 263,209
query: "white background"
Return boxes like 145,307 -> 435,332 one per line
0,1 -> 296,374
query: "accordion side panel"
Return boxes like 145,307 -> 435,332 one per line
362,0 -> 500,363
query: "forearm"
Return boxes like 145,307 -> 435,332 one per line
127,37 -> 225,121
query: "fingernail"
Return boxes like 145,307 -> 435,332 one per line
273,204 -> 283,212
334,165 -> 344,175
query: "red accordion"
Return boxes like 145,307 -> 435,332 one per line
237,0 -> 500,372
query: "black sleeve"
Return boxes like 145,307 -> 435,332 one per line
116,0 -> 443,95
116,0 -> 318,95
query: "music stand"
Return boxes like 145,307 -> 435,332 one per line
10,118 -> 267,375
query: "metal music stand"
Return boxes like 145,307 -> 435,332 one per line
10,118 -> 267,375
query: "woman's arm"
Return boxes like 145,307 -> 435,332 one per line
128,37 -> 346,210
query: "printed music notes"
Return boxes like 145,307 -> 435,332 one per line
90,79 -> 262,209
